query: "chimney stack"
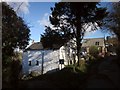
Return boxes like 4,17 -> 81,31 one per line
32,40 -> 34,44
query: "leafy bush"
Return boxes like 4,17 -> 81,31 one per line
65,59 -> 87,73
29,71 -> 41,77
78,59 -> 87,73
2,53 -> 22,88
89,46 -> 99,57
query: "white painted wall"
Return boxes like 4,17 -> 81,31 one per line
22,50 -> 59,75
22,43 -> 77,75
43,50 -> 59,73
22,51 -> 29,75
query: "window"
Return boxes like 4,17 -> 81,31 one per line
95,42 -> 99,45
59,59 -> 64,64
29,61 -> 31,66
36,60 -> 39,65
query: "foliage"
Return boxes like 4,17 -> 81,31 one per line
2,2 -> 30,88
41,26 -> 66,49
66,59 -> 87,73
41,2 -> 108,65
78,59 -> 87,73
29,71 -> 41,77
2,2 -> 30,64
89,45 -> 99,57
2,52 -> 22,88
105,2 -> 120,41
104,2 -> 120,64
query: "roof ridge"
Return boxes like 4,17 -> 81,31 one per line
83,37 -> 105,39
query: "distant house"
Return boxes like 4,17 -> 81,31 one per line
81,38 -> 106,54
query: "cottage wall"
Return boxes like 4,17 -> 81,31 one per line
22,50 -> 59,75
22,51 -> 29,75
22,39 -> 78,75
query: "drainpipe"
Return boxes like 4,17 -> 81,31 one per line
41,51 -> 44,74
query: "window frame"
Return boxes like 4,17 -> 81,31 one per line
95,41 -> 99,45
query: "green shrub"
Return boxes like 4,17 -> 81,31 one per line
2,52 -> 22,88
29,71 -> 41,77
89,45 -> 99,57
78,60 -> 87,73
65,59 -> 87,73
21,75 -> 32,80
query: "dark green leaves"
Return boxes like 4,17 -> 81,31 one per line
2,2 -> 30,60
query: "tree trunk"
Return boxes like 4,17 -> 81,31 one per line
76,17 -> 82,66
117,39 -> 120,66
70,3 -> 83,66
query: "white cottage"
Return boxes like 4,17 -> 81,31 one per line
22,40 -> 77,75
22,42 -> 60,75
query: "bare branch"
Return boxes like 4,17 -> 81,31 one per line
16,2 -> 24,13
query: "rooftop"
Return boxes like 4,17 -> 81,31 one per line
26,42 -> 62,51
26,42 -> 44,50
82,38 -> 105,47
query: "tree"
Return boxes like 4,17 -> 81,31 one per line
41,26 -> 67,49
2,2 -> 30,88
2,2 -> 30,66
89,46 -> 99,57
106,3 -> 120,41
106,2 -> 120,41
41,2 -> 108,66
104,2 -> 120,64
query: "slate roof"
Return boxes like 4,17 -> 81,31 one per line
26,38 -> 105,51
26,42 -> 62,51
82,38 -> 105,47
26,42 -> 44,50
